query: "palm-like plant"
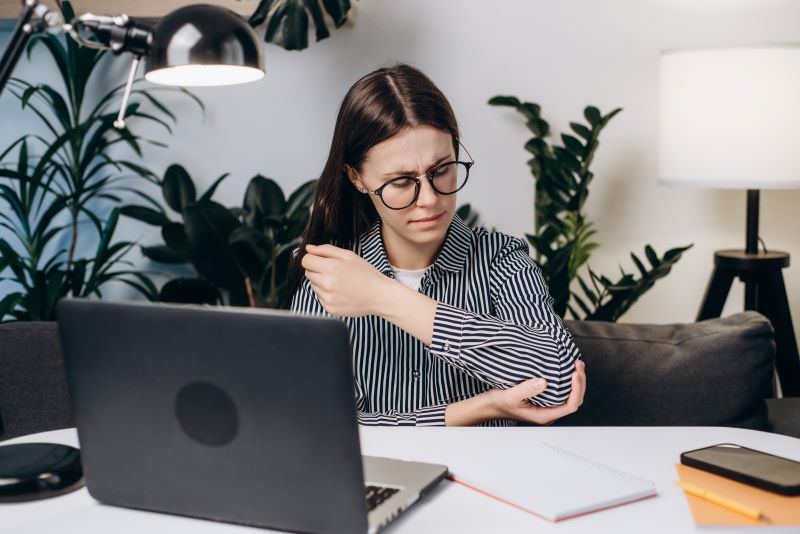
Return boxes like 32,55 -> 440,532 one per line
489,96 -> 692,321
0,1 -> 199,321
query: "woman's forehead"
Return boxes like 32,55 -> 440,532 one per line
363,126 -> 453,172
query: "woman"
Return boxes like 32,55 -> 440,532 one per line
287,64 -> 585,426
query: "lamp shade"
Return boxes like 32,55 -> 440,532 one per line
658,46 -> 800,189
145,4 -> 264,87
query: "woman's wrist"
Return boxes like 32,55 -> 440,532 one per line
374,278 -> 437,345
370,275 -> 401,317
444,390 -> 499,426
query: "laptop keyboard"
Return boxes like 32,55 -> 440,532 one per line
365,485 -> 400,511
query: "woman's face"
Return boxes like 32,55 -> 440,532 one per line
347,125 -> 457,254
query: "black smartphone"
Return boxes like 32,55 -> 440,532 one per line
681,443 -> 800,496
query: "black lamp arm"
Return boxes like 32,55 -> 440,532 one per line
0,2 -> 153,99
68,14 -> 152,56
0,0 -> 59,96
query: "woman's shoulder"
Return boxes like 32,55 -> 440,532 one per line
455,217 -> 530,259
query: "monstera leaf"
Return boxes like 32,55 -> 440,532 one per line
249,0 -> 352,51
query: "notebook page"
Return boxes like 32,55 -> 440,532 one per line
452,442 -> 657,521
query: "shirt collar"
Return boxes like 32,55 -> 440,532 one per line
357,214 -> 472,276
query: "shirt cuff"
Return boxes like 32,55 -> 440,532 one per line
430,302 -> 466,360
415,404 -> 448,426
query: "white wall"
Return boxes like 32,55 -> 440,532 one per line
1,0 -> 799,345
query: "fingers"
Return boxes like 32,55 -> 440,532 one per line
514,361 -> 586,425
301,252 -> 332,274
555,361 -> 585,415
306,243 -> 349,259
570,360 -> 586,406
513,377 -> 548,400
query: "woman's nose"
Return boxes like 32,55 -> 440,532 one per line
415,177 -> 438,206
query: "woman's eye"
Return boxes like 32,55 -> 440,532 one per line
389,178 -> 415,189
433,165 -> 450,177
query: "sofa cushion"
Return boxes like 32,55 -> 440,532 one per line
767,398 -> 800,438
556,311 -> 774,430
0,321 -> 72,441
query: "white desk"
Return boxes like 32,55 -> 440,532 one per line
2,427 -> 798,534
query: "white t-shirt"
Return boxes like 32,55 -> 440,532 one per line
389,263 -> 429,291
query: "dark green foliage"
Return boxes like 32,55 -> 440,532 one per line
0,1 -> 196,321
249,0 -> 352,51
489,96 -> 692,321
123,164 -> 315,308
456,203 -> 480,228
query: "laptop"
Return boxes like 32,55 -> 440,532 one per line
56,298 -> 448,534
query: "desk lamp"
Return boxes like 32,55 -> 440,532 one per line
658,45 -> 800,397
0,0 -> 264,501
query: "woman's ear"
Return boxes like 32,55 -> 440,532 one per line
344,164 -> 367,194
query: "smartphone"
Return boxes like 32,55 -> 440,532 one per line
681,443 -> 800,496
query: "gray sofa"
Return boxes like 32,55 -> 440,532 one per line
0,312 -> 798,440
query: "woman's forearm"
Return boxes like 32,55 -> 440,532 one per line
375,279 -> 437,346
444,391 -> 498,426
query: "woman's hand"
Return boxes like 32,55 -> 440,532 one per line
489,360 -> 586,425
301,244 -> 391,317
445,360 -> 586,426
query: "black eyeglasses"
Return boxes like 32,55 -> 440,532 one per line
359,141 -> 475,210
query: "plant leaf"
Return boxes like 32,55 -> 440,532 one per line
162,164 -> 197,212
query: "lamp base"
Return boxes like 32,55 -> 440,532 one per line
698,249 -> 800,397
0,443 -> 84,502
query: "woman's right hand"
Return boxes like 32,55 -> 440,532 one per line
488,360 -> 586,425
445,360 -> 586,426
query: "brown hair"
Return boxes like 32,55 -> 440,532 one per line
281,63 -> 460,308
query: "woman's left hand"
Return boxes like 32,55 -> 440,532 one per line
301,244 -> 390,317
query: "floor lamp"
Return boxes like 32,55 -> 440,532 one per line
658,45 -> 800,397
0,1 -> 264,502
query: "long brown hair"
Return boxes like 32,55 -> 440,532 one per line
282,63 -> 460,308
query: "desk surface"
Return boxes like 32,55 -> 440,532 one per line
2,427 -> 799,534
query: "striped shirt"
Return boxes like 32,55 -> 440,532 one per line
290,215 -> 582,426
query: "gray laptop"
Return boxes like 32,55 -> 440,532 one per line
56,298 -> 448,534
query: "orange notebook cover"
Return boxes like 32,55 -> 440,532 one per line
675,464 -> 800,526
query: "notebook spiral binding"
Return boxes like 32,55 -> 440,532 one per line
540,442 -> 656,486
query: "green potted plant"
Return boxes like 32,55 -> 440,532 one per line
122,164 -> 315,308
0,1 -> 200,321
489,96 -> 692,321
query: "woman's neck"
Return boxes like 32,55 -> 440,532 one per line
381,229 -> 442,270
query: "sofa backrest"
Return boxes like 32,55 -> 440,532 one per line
0,321 -> 72,441
0,313 -> 777,439
558,311 -> 775,430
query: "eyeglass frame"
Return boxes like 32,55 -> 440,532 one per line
354,139 -> 475,210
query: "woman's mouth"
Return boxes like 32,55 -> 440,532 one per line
410,212 -> 444,224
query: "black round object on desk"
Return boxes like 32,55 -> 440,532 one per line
0,443 -> 84,502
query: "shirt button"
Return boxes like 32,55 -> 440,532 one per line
412,369 -> 420,379
444,341 -> 451,352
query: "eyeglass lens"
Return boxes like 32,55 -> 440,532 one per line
380,162 -> 469,209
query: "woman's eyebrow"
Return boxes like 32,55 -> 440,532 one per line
382,154 -> 451,177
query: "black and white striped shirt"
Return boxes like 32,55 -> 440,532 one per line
290,215 -> 582,426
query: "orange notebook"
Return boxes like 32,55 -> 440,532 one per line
675,464 -> 800,526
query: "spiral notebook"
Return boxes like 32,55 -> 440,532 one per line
450,442 -> 657,522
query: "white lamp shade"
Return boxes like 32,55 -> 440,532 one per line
658,46 -> 800,189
